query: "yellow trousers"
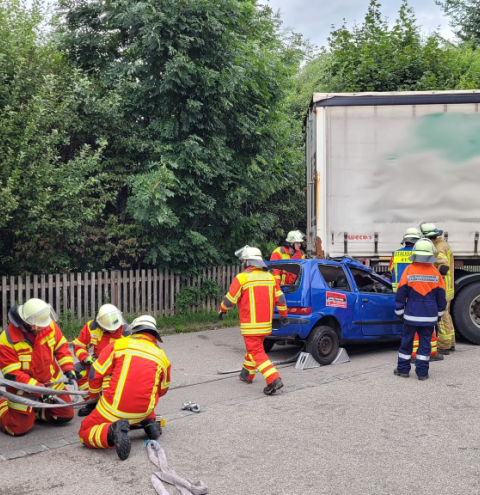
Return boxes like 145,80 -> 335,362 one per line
437,300 -> 455,350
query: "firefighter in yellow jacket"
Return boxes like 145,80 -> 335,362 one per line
420,223 -> 455,354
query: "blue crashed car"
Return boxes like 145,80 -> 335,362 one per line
266,257 -> 402,365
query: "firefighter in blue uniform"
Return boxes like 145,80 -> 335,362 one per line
390,227 -> 442,362
394,239 -> 447,381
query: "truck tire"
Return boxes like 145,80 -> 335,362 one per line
306,325 -> 339,365
452,282 -> 480,344
263,339 -> 275,352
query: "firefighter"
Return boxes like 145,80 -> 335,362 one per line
72,304 -> 131,417
389,228 -> 442,362
420,222 -> 455,355
270,230 -> 306,285
0,298 -> 76,436
78,315 -> 171,460
219,246 -> 289,395
394,239 -> 447,380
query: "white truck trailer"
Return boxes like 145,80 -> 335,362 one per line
305,90 -> 480,344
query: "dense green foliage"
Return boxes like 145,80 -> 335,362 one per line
436,0 -> 480,46
3,0 -> 480,277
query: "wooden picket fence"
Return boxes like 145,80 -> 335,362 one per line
0,266 -> 242,329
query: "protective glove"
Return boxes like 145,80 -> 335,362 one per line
83,356 -> 94,366
41,394 -> 55,404
438,316 -> 443,323
280,317 -> 289,327
396,314 -> 404,322
65,370 -> 77,384
439,265 -> 450,276
218,311 -> 225,321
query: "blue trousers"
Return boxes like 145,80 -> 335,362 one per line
397,324 -> 433,377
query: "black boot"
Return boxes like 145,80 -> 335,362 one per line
263,378 -> 284,395
430,353 -> 444,362
107,419 -> 131,460
438,348 -> 450,355
142,418 -> 161,440
239,367 -> 252,383
78,402 -> 97,417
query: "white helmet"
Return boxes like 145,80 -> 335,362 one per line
18,298 -> 55,329
409,238 -> 437,264
286,230 -> 305,244
402,227 -> 421,245
419,222 -> 443,238
130,315 -> 163,342
234,245 -> 267,268
96,304 -> 124,332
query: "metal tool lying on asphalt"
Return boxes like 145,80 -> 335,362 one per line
146,439 -> 209,494
0,377 -> 98,408
181,401 -> 201,413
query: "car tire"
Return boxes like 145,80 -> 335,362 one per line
263,339 -> 275,352
452,282 -> 480,344
306,325 -> 339,365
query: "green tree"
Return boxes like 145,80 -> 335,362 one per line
0,0 -> 123,274
58,0 -> 307,274
436,0 -> 480,46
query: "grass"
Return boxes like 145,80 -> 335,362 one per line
59,309 -> 239,341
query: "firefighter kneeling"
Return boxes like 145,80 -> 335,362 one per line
219,246 -> 289,395
394,239 -> 447,381
0,298 -> 76,436
78,315 -> 171,460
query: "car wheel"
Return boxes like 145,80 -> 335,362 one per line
263,339 -> 275,352
452,282 -> 480,344
306,325 -> 339,365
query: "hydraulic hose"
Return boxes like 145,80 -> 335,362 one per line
0,377 -> 97,409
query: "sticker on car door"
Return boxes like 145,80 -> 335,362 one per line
326,291 -> 347,308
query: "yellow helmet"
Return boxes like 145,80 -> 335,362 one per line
402,227 -> 421,245
96,304 -> 124,332
18,298 -> 53,328
286,230 -> 305,244
409,238 -> 437,263
234,245 -> 267,268
419,222 -> 443,238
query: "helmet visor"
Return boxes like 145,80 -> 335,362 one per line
97,310 -> 125,332
23,305 -> 58,330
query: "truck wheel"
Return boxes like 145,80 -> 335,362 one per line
263,339 -> 275,352
453,282 -> 480,344
306,325 -> 339,365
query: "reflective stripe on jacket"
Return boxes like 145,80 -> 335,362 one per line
390,246 -> 414,292
395,263 -> 447,327
0,321 -> 74,414
89,333 -> 171,422
220,267 -> 288,336
433,237 -> 454,299
72,320 -> 127,362
270,247 -> 305,285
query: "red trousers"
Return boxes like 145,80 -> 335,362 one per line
78,407 -> 156,449
242,335 -> 280,385
0,395 -> 74,437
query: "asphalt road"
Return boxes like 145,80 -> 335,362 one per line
0,328 -> 479,495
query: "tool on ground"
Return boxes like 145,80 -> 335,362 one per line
181,401 -> 201,413
146,439 -> 209,495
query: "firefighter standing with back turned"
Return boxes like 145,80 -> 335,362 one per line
394,239 -> 447,380
390,227 -> 442,362
420,222 -> 456,355
78,315 -> 171,460
0,298 -> 76,436
72,304 -> 131,417
219,246 -> 289,395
